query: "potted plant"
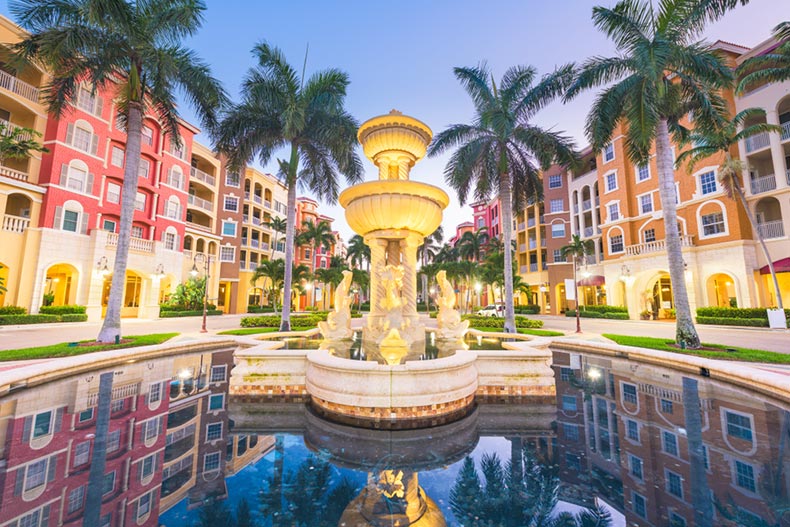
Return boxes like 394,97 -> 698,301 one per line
639,310 -> 651,320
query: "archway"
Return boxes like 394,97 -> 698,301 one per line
102,270 -> 143,317
0,262 -> 9,306
645,272 -> 674,320
754,196 -> 784,239
555,283 -> 568,314
159,274 -> 176,304
4,193 -> 32,233
44,263 -> 79,306
706,273 -> 737,308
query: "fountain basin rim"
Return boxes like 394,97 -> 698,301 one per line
338,180 -> 449,209
357,113 -> 433,144
306,347 -> 478,372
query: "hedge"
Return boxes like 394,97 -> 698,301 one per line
61,314 -> 89,322
696,307 -> 790,320
0,306 -> 26,315
696,316 -> 768,327
159,309 -> 223,318
515,305 -> 541,314
160,303 -> 217,312
39,305 -> 87,315
565,309 -> 630,320
241,315 -> 322,328
247,305 -> 274,314
0,314 -> 65,325
462,315 -> 544,329
581,305 -> 628,314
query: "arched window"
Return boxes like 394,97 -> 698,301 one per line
66,119 -> 98,155
58,159 -> 94,194
54,200 -> 86,234
165,196 -> 182,220
166,165 -> 184,189
608,226 -> 625,254
162,226 -> 179,251
697,200 -> 728,239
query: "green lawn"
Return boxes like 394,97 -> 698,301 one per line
471,326 -> 565,337
0,333 -> 179,362
217,327 -> 314,336
602,334 -> 790,364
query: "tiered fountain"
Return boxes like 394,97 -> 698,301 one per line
230,111 -> 555,429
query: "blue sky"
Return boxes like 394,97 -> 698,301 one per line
1,0 -> 785,242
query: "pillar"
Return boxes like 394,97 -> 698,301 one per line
767,110 -> 788,189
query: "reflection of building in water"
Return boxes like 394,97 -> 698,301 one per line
552,349 -> 790,527
0,347 -> 273,526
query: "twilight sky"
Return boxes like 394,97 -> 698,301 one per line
2,0 -> 785,244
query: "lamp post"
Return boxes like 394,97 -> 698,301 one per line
573,254 -> 581,334
190,253 -> 209,333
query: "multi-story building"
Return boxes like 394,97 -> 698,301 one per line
514,201 -> 549,309
448,220 -> 474,246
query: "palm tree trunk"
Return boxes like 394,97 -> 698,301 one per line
656,119 -> 700,348
499,172 -> 516,333
271,231 -> 278,261
733,183 -> 784,310
311,242 -> 317,309
97,102 -> 144,342
279,144 -> 299,331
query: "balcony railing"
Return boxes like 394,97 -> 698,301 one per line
584,227 -> 594,237
264,200 -> 272,209
0,163 -> 29,182
2,214 -> 29,233
0,69 -> 40,103
786,169 -> 790,187
750,174 -> 777,195
782,121 -> 790,142
625,234 -> 694,256
189,166 -> 215,187
250,239 -> 260,248
529,263 -> 538,272
253,194 -> 262,204
187,194 -> 213,212
519,265 -> 527,273
186,221 -> 212,232
518,222 -> 525,231
529,240 -> 537,250
0,119 -> 33,141
261,242 -> 270,251
757,220 -> 785,239
106,232 -> 154,252
527,218 -> 535,228
252,217 -> 261,226
745,132 -> 771,153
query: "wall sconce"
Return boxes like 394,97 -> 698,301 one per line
620,264 -> 631,277
96,256 -> 111,277
153,264 -> 165,279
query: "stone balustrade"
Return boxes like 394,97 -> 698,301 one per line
2,214 -> 30,233
625,234 -> 694,256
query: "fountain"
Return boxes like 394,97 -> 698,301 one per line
230,111 -> 556,429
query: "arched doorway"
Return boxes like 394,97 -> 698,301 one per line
646,273 -> 674,320
45,263 -> 79,306
102,270 -> 143,317
4,193 -> 32,233
555,283 -> 568,314
0,262 -> 9,306
706,273 -> 737,307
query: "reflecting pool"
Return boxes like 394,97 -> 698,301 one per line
0,346 -> 787,526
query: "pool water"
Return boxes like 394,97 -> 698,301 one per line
0,346 -> 786,527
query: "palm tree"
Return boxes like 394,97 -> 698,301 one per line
217,43 -> 362,331
564,0 -> 749,348
265,215 -> 288,260
458,227 -> 489,262
434,243 -> 459,264
418,226 -> 443,311
0,122 -> 47,165
429,63 -> 577,332
13,0 -> 226,343
346,234 -> 370,270
251,259 -> 284,312
561,235 -> 595,334
677,109 -> 784,311
300,219 -> 335,307
737,22 -> 790,90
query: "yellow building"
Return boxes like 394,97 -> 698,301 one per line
514,202 -> 549,309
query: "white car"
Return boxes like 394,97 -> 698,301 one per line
477,304 -> 505,317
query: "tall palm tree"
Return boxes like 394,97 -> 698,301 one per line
251,259 -> 284,312
561,235 -> 595,334
564,0 -> 750,348
346,234 -> 370,270
300,219 -> 334,307
265,215 -> 288,260
458,227 -> 489,262
429,63 -> 577,332
13,0 -> 227,343
677,109 -> 784,311
418,226 -> 443,311
737,21 -> 790,90
217,43 -> 362,331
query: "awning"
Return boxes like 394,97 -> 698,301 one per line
577,275 -> 605,286
759,257 -> 790,275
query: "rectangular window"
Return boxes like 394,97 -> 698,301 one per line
548,174 -> 562,188
700,171 -> 717,195
605,172 -> 617,192
603,143 -> 615,162
608,203 -> 620,222
62,210 -> 79,232
106,183 -> 121,204
164,232 -> 177,251
563,423 -> 579,441
560,367 -> 572,381
663,431 -> 679,456
661,399 -> 674,414
629,455 -> 643,479
562,395 -> 577,411
25,459 -> 48,491
210,365 -> 227,383
107,429 -> 121,452
110,399 -> 124,413
549,199 -> 564,213
206,422 -> 223,441
66,166 -> 88,192
644,228 -> 656,243
33,411 -> 52,438
735,460 -> 756,492
100,514 -> 112,527
702,212 -> 725,236
131,225 -> 143,239
204,452 -> 221,472
165,199 -> 181,219
72,126 -> 93,152
222,221 -> 237,237
224,196 -> 239,212
553,249 -> 565,262
209,394 -> 224,411
142,126 -> 153,146
68,485 -> 85,514
102,471 -> 116,495
726,412 -> 753,442
141,454 -> 155,479
220,246 -> 235,262
134,192 -> 146,211
637,164 -> 650,181
667,470 -> 683,498
78,408 -> 93,423
143,418 -> 159,441
639,194 -> 654,214
138,158 -> 150,180
627,420 -> 639,441
148,382 -> 162,404
633,492 -> 646,518
226,173 -> 240,187
622,383 -> 637,404
74,441 -> 90,467
102,219 -> 116,233
551,223 -> 566,238
609,234 -> 624,254
111,146 -> 124,167
137,492 -> 152,520
77,87 -> 101,115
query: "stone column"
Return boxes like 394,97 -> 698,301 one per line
366,237 -> 389,317
576,190 -> 586,237
767,110 -> 788,189
400,233 -> 422,316
397,156 -> 413,180
592,396 -> 602,453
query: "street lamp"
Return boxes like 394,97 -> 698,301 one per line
191,253 -> 210,333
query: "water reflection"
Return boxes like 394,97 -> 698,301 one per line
0,346 -> 787,526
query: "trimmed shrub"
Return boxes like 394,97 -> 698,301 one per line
246,305 -> 273,314
696,307 -> 789,320
159,309 -> 223,318
462,315 -> 544,329
0,314 -> 61,325
0,306 -> 26,315
240,315 -> 321,328
39,305 -> 87,315
515,305 -> 541,314
61,313 -> 89,322
565,307 -> 629,319
696,316 -> 768,327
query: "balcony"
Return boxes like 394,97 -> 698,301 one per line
518,222 -> 525,231
2,214 -> 29,233
625,234 -> 694,256
186,221 -> 212,233
527,218 -> 535,228
750,174 -> 777,195
519,243 -> 526,252
0,69 -> 40,103
528,239 -> 537,250
0,119 -> 33,141
106,232 -> 154,252
250,239 -> 260,248
187,194 -> 213,212
253,194 -> 263,205
757,220 -> 785,239
264,200 -> 272,209
252,217 -> 262,226
584,227 -> 594,237
189,166 -> 215,187
529,263 -> 538,272
0,163 -> 29,182
745,132 -> 770,153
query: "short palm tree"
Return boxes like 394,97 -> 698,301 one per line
265,215 -> 288,259
677,109 -> 784,311
434,243 -> 459,264
561,235 -> 595,333
300,219 -> 334,307
251,259 -> 285,312
458,227 -> 489,262
216,43 -> 362,330
418,226 -> 443,310
738,21 -> 790,90
429,63 -> 577,332
564,0 -> 749,348
0,122 -> 47,165
13,0 -> 226,343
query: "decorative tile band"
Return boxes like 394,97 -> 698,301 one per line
230,384 -> 308,396
476,385 -> 556,397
